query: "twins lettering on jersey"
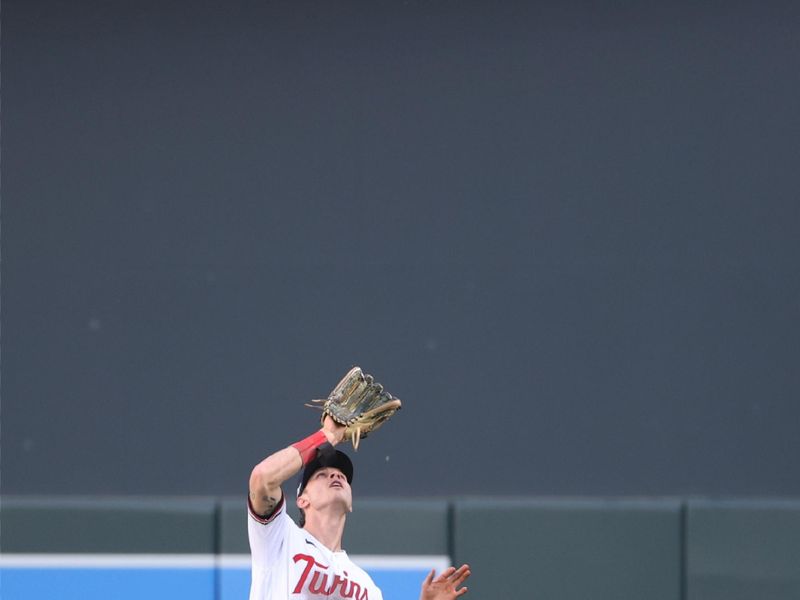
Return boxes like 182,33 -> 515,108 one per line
293,553 -> 369,599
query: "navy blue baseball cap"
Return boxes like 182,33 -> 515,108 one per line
296,444 -> 354,497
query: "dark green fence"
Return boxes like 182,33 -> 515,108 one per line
3,496 -> 799,599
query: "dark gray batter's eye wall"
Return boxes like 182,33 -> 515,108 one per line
2,0 -> 799,497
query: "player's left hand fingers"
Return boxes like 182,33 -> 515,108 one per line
433,567 -> 456,583
444,565 -> 468,581
451,565 -> 471,588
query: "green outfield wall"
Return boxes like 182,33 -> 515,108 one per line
3,497 -> 800,599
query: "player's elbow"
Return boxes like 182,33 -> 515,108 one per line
249,463 -> 279,493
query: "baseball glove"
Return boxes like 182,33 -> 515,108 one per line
309,366 -> 402,450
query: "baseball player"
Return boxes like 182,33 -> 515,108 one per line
248,414 -> 471,599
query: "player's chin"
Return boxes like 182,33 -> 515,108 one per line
325,485 -> 350,498
333,490 -> 353,506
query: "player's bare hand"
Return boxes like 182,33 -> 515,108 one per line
322,415 -> 346,445
419,564 -> 470,600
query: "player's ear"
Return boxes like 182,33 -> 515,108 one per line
297,495 -> 310,511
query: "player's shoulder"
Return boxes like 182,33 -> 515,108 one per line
338,552 -> 375,579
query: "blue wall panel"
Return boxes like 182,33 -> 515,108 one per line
0,567 -> 216,600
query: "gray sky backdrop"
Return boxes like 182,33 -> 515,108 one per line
2,0 -> 799,497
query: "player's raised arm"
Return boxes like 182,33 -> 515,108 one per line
248,416 -> 345,517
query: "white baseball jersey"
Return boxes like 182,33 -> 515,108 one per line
248,495 -> 384,600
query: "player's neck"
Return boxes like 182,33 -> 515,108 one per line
303,509 -> 347,552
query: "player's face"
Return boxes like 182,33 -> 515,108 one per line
301,467 -> 352,513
